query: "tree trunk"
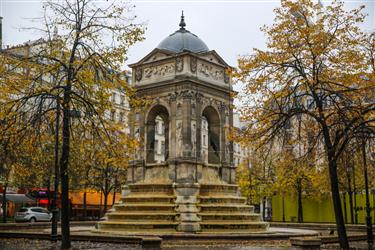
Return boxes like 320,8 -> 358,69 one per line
321,122 -> 349,249
282,195 -> 285,222
83,190 -> 87,221
103,191 -> 108,215
346,167 -> 354,224
99,190 -> 102,219
262,197 -> 266,220
343,193 -> 347,224
2,183 -> 7,223
297,180 -> 303,223
103,170 -> 109,214
328,154 -> 349,249
112,177 -> 117,206
362,139 -> 373,247
353,165 -> 358,224
112,190 -> 116,207
60,87 -> 71,249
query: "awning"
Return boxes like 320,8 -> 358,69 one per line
0,194 -> 36,204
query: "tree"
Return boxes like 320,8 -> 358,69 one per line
71,121 -> 135,217
236,143 -> 275,212
1,0 -> 143,248
0,53 -> 33,222
234,1 -> 375,248
0,111 -> 36,222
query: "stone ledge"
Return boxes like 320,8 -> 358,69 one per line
0,221 -> 96,230
290,237 -> 322,249
271,222 -> 375,232
141,237 -> 162,249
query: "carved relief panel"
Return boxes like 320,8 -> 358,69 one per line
144,62 -> 175,80
176,57 -> 184,72
191,120 -> 197,157
190,57 -> 197,73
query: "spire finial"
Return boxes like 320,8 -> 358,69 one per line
179,11 -> 186,30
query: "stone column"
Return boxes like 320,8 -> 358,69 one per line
219,103 -> 227,165
168,93 -> 177,182
182,91 -> 193,158
146,120 -> 155,163
128,110 -> 146,183
228,102 -> 235,184
195,93 -> 203,182
173,183 -> 201,232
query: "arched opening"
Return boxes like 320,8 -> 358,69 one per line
202,106 -> 220,164
146,105 -> 169,163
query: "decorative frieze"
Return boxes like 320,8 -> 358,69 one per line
144,62 -> 175,79
198,62 -> 224,82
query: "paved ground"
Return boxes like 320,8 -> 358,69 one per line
0,238 -> 372,249
0,225 -> 371,249
0,239 -> 140,250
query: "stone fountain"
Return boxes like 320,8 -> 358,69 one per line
96,13 -> 269,234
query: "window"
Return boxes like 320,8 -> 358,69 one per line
110,110 -> 116,121
119,112 -> 124,123
31,208 -> 44,213
203,135 -> 206,146
120,95 -> 125,106
111,93 -> 116,103
41,209 -> 49,214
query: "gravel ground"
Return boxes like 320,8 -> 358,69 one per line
0,238 -> 371,250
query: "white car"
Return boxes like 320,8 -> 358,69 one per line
14,207 -> 52,223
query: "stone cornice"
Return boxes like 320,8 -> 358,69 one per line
134,76 -> 234,97
130,50 -> 231,70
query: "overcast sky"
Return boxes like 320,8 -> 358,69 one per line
1,0 -> 374,69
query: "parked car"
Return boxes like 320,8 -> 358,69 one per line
14,207 -> 52,223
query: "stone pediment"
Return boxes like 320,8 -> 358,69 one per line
196,50 -> 230,68
130,48 -> 176,66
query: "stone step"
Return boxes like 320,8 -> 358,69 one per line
199,196 -> 246,205
199,184 -> 239,196
199,204 -> 254,213
107,212 -> 176,221
114,203 -> 175,212
96,229 -> 177,234
200,221 -> 269,230
97,220 -> 178,230
199,212 -> 261,221
128,183 -> 174,195
121,195 -> 175,203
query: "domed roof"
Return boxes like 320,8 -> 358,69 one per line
157,13 -> 209,53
